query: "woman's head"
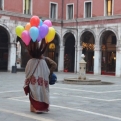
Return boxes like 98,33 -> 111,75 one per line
26,39 -> 47,58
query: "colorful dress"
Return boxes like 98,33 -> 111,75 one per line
24,58 -> 50,113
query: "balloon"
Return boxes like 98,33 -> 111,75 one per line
45,27 -> 56,43
37,33 -> 42,42
39,19 -> 43,26
38,24 -> 49,38
43,20 -> 52,27
30,16 -> 40,27
25,23 -> 31,31
29,27 -> 39,42
15,25 -> 24,38
21,30 -> 31,45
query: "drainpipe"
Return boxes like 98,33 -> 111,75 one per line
75,0 -> 79,73
61,0 -> 64,72
61,0 -> 64,28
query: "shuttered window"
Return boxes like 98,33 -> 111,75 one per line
0,0 -> 2,10
68,5 -> 73,19
50,3 -> 57,19
106,0 -> 112,16
85,2 -> 91,18
24,0 -> 31,14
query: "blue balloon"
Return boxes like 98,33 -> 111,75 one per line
29,27 -> 39,42
39,19 -> 43,26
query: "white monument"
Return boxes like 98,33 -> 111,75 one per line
64,54 -> 101,85
78,54 -> 86,80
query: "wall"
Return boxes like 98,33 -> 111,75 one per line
4,0 -> 23,13
114,0 -> 121,15
92,0 -> 104,17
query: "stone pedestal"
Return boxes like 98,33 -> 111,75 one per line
78,54 -> 86,80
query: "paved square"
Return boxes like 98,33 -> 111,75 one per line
0,72 -> 121,121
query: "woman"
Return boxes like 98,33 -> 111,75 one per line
23,39 -> 57,113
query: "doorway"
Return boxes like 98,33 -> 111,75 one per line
0,27 -> 9,71
101,31 -> 116,75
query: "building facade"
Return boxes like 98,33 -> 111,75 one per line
0,0 -> 121,77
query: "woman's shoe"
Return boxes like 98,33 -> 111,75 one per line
30,104 -> 34,112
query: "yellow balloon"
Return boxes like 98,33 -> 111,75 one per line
15,25 -> 24,38
45,27 -> 56,43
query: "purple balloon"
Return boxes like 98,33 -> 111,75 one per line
39,24 -> 49,38
37,33 -> 42,42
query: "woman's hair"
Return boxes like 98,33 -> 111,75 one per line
25,39 -> 47,58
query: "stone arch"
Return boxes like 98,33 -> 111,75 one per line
63,30 -> 77,46
99,29 -> 117,75
45,33 -> 60,71
79,29 -> 96,46
16,37 -> 30,69
55,30 -> 61,45
0,24 -> 12,71
63,32 -> 75,72
0,24 -> 14,42
99,28 -> 119,46
16,32 -> 61,71
79,29 -> 96,73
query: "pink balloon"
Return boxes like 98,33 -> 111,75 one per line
43,20 -> 52,27
21,30 -> 31,45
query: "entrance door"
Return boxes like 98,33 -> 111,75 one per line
0,48 -> 8,70
48,43 -> 55,60
101,51 -> 116,75
0,28 -> 9,71
101,31 -> 116,75
64,33 -> 75,72
81,31 -> 95,74
83,49 -> 94,73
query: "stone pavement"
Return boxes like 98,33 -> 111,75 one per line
0,72 -> 121,121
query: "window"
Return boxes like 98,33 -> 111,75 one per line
106,0 -> 112,16
67,4 -> 73,20
0,0 -> 3,10
85,2 -> 91,18
24,0 -> 31,14
50,3 -> 57,19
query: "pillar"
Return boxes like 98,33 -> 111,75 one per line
94,45 -> 101,75
116,46 -> 121,77
8,43 -> 16,71
58,45 -> 64,72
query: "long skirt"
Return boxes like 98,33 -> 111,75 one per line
29,94 -> 49,113
24,75 -> 50,113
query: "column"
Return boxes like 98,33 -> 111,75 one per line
8,43 -> 16,71
76,46 -> 83,73
94,45 -> 101,75
74,45 -> 77,73
58,45 -> 64,72
116,46 -> 121,77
